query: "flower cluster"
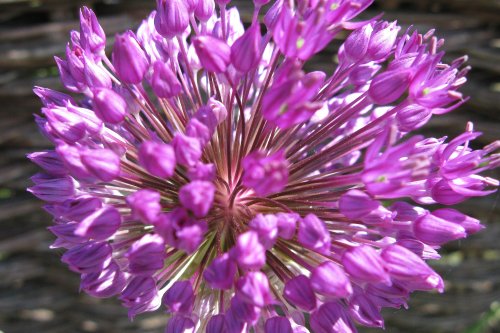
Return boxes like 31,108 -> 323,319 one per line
29,0 -> 499,332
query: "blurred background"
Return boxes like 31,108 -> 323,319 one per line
0,0 -> 499,332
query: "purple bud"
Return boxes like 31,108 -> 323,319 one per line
265,317 -> 293,333
34,86 -> 74,107
208,97 -> 228,124
150,61 -> 182,98
92,88 -> 127,124
413,212 -> 467,246
28,151 -> 67,176
80,148 -> 121,182
48,222 -> 85,248
395,239 -> 441,260
172,133 -> 202,167
369,69 -> 412,105
342,245 -> 391,285
187,162 -> 215,181
231,22 -> 262,73
230,231 -> 266,270
242,150 -> 289,196
139,141 -> 176,179
84,58 -> 112,89
162,280 -> 195,314
120,276 -> 161,318
311,262 -> 353,298
207,314 -> 228,333
432,208 -> 484,234
310,302 -> 357,333
79,7 -> 106,55
396,104 -> 432,132
126,234 -> 166,275
74,205 -> 121,241
50,196 -> 102,221
297,214 -> 331,255
81,261 -> 126,298
195,0 -> 214,21
249,214 -> 278,249
165,316 -> 195,333
155,0 -> 190,38
43,106 -> 86,142
348,294 -> 384,328
344,23 -> 373,62
339,190 -> 379,219
381,244 -> 444,292
126,189 -> 162,223
185,0 -> 198,11
204,253 -> 237,289
55,56 -> 81,92
283,275 -> 317,311
193,36 -> 231,73
174,220 -> 208,253
112,31 -> 150,84
186,118 -> 212,146
229,294 -> 261,325
276,212 -> 299,240
62,241 -> 112,274
236,271 -> 273,307
179,180 -> 215,218
194,105 -> 219,133
368,21 -> 400,61
28,174 -> 75,203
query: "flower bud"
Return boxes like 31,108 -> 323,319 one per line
265,317 -> 293,333
242,150 -> 289,197
155,0 -> 190,38
92,88 -> 127,124
342,245 -> 391,285
172,133 -> 202,167
432,208 -> 483,234
284,275 -> 317,311
193,35 -> 231,73
150,61 -> 182,98
236,271 -> 273,307
126,234 -> 166,275
179,180 -> 215,218
139,140 -> 176,179
126,189 -> 162,223
311,262 -> 353,298
297,214 -> 331,255
344,23 -> 373,62
204,253 -> 237,289
162,280 -> 195,314
368,21 -> 400,61
231,22 -> 262,73
276,212 -> 299,240
79,7 -> 106,55
120,276 -> 161,318
80,148 -> 121,182
186,118 -> 212,146
348,294 -> 384,328
229,295 -> 261,325
84,58 -> 112,89
62,241 -> 112,274
195,0 -> 215,21
165,316 -> 195,333
28,174 -> 75,203
28,151 -> 67,176
230,231 -> 266,270
75,205 -> 122,241
55,56 -> 81,92
311,302 -> 357,333
80,261 -> 126,298
112,31 -> 149,84
249,214 -> 279,249
369,69 -> 412,105
207,315 -> 228,333
396,104 -> 432,132
413,212 -> 467,246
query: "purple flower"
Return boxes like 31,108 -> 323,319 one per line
30,1 -> 499,332
242,150 -> 289,196
138,140 -> 176,179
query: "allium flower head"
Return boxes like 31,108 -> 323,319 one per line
29,1 -> 500,332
